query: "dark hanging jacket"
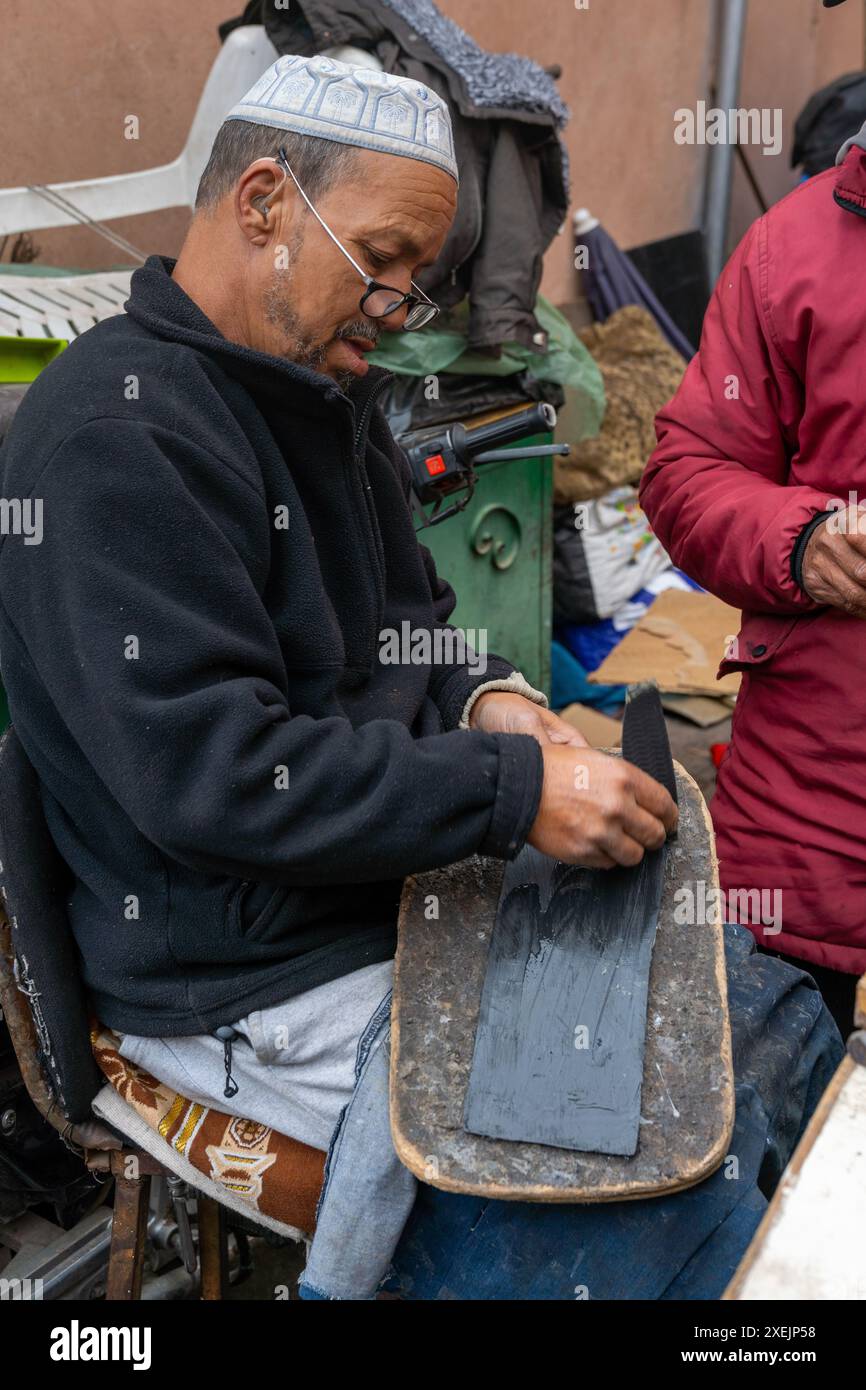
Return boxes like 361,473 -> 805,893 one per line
0,255 -> 543,1036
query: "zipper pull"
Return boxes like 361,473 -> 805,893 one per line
214,1025 -> 239,1100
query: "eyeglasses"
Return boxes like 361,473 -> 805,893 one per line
273,146 -> 440,332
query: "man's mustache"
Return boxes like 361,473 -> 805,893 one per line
335,319 -> 381,347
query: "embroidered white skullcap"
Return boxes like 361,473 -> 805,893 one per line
225,53 -> 458,184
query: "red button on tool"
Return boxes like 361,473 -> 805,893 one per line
425,454 -> 447,476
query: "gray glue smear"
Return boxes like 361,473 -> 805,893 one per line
463,840 -> 666,1157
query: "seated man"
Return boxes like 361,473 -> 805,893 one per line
0,55 -> 842,1300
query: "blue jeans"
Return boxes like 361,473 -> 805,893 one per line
299,923 -> 843,1300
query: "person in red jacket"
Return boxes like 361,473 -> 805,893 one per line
640,127 -> 866,1034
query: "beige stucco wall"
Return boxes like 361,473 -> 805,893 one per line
1,0 -> 864,305
730,0 -> 865,255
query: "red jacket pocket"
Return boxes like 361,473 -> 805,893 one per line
718,612 -> 801,676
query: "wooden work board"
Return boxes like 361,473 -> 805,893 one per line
390,761 -> 734,1202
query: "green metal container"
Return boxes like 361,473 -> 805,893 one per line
420,431 -> 553,697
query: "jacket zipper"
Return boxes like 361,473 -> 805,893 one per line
353,373 -> 391,455
351,376 -> 391,665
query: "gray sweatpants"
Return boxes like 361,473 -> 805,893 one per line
115,960 -> 394,1152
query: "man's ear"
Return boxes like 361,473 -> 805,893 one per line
236,160 -> 288,248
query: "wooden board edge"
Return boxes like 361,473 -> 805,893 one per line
390,1086 -> 736,1203
672,758 -> 737,1152
722,1055 -> 857,1300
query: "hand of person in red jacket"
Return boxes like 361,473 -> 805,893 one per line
802,504 -> 866,616
527,745 -> 678,870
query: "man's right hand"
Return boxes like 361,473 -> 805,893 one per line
802,506 -> 866,616
526,745 -> 678,869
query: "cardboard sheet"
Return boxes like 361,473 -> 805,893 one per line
660,693 -> 734,727
558,703 -> 622,746
589,590 -> 741,697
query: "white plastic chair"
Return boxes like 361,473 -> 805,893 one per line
0,31 -> 382,341
0,26 -> 278,240
0,269 -> 137,339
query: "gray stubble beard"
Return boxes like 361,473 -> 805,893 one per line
263,243 -> 378,393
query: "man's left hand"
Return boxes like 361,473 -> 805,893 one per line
468,692 -> 589,748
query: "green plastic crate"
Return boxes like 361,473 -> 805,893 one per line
0,335 -> 68,731
0,335 -> 67,383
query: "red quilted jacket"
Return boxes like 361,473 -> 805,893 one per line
641,145 -> 866,976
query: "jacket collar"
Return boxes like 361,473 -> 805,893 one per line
833,143 -> 866,218
123,254 -> 392,420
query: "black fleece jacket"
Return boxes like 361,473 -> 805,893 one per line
0,256 -> 543,1036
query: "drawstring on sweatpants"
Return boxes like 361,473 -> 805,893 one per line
214,1025 -> 239,1100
